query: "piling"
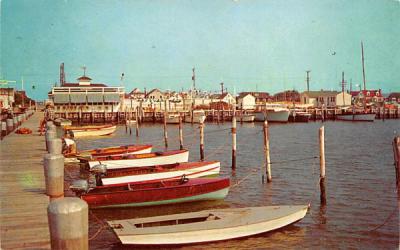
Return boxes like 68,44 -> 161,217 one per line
232,116 -> 237,169
48,138 -> 63,155
45,130 -> 57,152
136,108 -> 139,137
47,197 -> 88,250
1,121 -> 6,139
13,117 -> 18,128
200,120 -> 205,161
43,153 -> 64,200
6,118 -> 13,134
319,126 -> 327,205
179,115 -> 184,150
392,136 -> 400,188
163,110 -> 168,148
263,121 -> 272,183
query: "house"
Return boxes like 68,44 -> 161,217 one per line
49,74 -> 124,113
273,90 -> 300,103
127,88 -> 146,100
146,88 -> 165,101
300,91 -> 352,107
237,93 -> 256,110
0,88 -> 15,109
210,93 -> 236,105
387,92 -> 400,103
239,92 -> 271,104
351,89 -> 384,104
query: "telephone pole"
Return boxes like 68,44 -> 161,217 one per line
220,82 -> 224,95
341,71 -> 347,106
306,70 -> 311,92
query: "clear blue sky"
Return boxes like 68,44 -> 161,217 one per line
1,0 -> 399,100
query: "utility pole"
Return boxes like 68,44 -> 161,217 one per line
361,41 -> 367,110
220,82 -> 224,95
60,63 -> 65,86
341,71 -> 347,106
192,67 -> 196,91
306,70 -> 311,92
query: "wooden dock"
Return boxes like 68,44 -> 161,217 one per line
0,112 -> 51,249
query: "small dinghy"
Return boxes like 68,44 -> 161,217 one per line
107,205 -> 309,245
85,149 -> 189,169
65,124 -> 117,138
91,161 -> 220,185
67,144 -> 152,159
70,177 -> 230,208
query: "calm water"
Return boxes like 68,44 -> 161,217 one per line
65,120 -> 400,249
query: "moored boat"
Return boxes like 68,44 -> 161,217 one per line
166,114 -> 181,124
265,108 -> 289,122
67,144 -> 152,158
236,114 -> 255,122
70,177 -> 230,208
107,205 -> 308,245
65,124 -> 117,138
336,113 -> 375,122
184,110 -> 206,123
91,161 -> 220,185
85,149 -> 189,169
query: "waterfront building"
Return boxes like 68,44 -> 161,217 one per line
273,90 -> 300,103
300,91 -> 352,107
351,89 -> 384,104
387,92 -> 400,104
0,88 -> 14,109
146,88 -> 165,101
239,92 -> 271,104
210,93 -> 236,105
237,93 -> 256,110
49,75 -> 124,113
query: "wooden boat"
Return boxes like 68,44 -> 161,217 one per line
85,149 -> 189,169
166,114 -> 181,124
289,110 -> 311,122
236,114 -> 255,122
92,161 -> 220,185
66,144 -> 152,158
65,124 -> 117,138
184,110 -> 206,123
71,177 -> 230,208
336,113 -> 375,122
107,205 -> 308,245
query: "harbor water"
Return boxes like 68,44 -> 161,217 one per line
65,120 -> 399,249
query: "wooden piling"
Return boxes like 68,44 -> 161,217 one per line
200,120 -> 205,161
43,153 -> 64,200
164,110 -> 168,148
6,118 -> 13,134
392,136 -> 400,188
1,121 -> 6,139
232,116 -> 237,169
47,197 -> 88,250
263,121 -> 272,182
179,115 -> 184,150
135,108 -> 139,137
319,126 -> 327,205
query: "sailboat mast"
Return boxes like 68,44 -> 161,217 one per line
361,41 -> 367,109
342,71 -> 345,106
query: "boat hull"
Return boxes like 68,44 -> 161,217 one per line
166,116 -> 180,124
265,110 -> 289,122
108,205 -> 308,245
237,115 -> 255,122
87,150 -> 189,169
336,113 -> 375,122
81,178 -> 230,208
254,111 -> 265,122
74,145 -> 152,159
68,125 -> 117,137
101,161 -> 220,185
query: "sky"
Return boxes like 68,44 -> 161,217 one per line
1,0 -> 399,100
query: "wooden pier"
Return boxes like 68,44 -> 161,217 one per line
0,112 -> 51,249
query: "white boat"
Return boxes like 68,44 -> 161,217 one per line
184,110 -> 206,123
166,114 -> 181,124
336,113 -> 375,122
254,111 -> 265,122
86,149 -> 189,169
125,119 -> 137,125
265,108 -> 289,122
94,161 -> 220,185
108,205 -> 309,245
65,124 -> 117,138
237,114 -> 255,122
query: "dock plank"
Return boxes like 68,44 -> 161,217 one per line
0,112 -> 51,249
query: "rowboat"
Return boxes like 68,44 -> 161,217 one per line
107,205 -> 308,245
336,113 -> 375,122
85,149 -> 189,169
184,110 -> 206,123
70,177 -> 230,208
67,144 -> 152,158
91,161 -> 220,185
65,124 -> 117,138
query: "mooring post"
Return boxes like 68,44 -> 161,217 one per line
200,120 -> 205,161
232,115 -> 237,170
163,110 -> 168,148
392,136 -> 400,188
45,130 -> 57,152
319,126 -> 327,205
48,138 -> 63,155
43,153 -> 64,200
6,118 -> 13,134
135,108 -> 139,137
263,121 -> 272,182
47,197 -> 88,250
1,121 -> 6,139
179,115 -> 184,150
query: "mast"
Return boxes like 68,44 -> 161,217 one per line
361,41 -> 366,109
341,71 -> 346,106
306,70 -> 311,92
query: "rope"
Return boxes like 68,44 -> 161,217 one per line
88,210 -> 106,241
230,169 -> 258,189
363,207 -> 398,232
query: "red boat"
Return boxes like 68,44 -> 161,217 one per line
69,144 -> 152,159
70,177 -> 230,208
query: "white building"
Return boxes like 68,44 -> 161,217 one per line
0,88 -> 14,109
237,93 -> 256,110
300,91 -> 352,108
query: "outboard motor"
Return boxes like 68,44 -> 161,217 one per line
90,164 -> 108,176
70,179 -> 90,196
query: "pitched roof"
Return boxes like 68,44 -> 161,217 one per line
77,76 -> 92,81
238,92 -> 254,98
302,91 -> 340,98
388,92 -> 400,98
62,83 -> 107,87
